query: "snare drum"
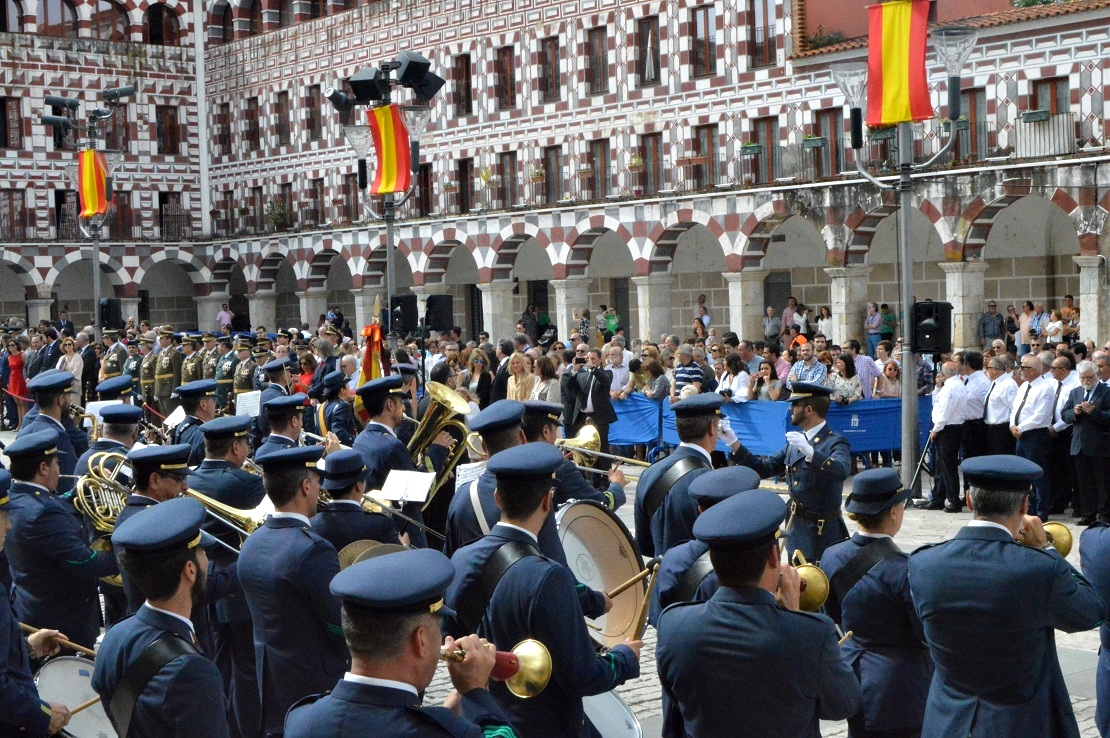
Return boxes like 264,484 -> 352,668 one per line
555,499 -> 645,649
34,656 -> 113,738
584,690 -> 643,738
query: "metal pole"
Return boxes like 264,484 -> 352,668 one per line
384,192 -> 395,335
87,118 -> 102,343
897,121 -> 919,493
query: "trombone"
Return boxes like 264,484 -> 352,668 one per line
556,425 -> 650,479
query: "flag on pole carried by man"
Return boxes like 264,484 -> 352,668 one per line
866,0 -> 932,126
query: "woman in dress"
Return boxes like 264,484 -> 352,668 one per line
505,351 -> 535,401
826,354 -> 862,405
817,306 -> 834,342
1042,309 -> 1064,345
7,335 -> 28,428
56,336 -> 83,407
295,354 -> 317,395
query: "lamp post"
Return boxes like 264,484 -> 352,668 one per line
43,85 -> 135,342
832,27 -> 978,494
326,52 -> 444,348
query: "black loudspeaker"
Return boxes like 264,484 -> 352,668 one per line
99,298 -> 122,329
390,294 -> 418,334
911,300 -> 953,354
426,294 -> 454,332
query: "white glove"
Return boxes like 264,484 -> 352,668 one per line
717,420 -> 738,447
785,431 -> 814,460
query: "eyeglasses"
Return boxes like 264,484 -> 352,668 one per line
989,304 -> 997,308
474,359 -> 485,364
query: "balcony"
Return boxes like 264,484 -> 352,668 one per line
0,211 -> 32,242
750,25 -> 776,69
1015,112 -> 1078,158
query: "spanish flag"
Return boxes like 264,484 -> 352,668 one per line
353,320 -> 390,423
77,149 -> 110,218
866,0 -> 932,127
367,104 -> 412,195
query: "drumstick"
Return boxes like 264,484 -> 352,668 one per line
632,563 -> 660,641
838,630 -> 853,647
18,623 -> 97,659
69,695 -> 102,716
606,556 -> 662,599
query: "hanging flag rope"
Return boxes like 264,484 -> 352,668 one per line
367,104 -> 412,195
77,149 -> 110,218
866,0 -> 932,126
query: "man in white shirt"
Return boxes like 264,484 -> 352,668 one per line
983,355 -> 1018,455
1048,353 -> 1080,515
920,362 -> 967,513
1010,354 -> 1055,520
958,351 -> 992,495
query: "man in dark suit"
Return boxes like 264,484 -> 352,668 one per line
1061,359 -> 1110,525
909,455 -> 1103,738
55,310 -> 73,336
489,338 -> 513,403
561,345 -> 616,485
38,328 -> 61,375
76,332 -> 98,404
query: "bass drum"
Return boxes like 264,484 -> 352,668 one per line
555,499 -> 645,649
583,690 -> 643,738
35,656 -> 113,738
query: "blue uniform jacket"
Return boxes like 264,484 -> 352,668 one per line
238,516 -> 349,737
0,597 -> 51,737
171,416 -> 206,467
5,481 -> 118,648
307,356 -> 338,401
1080,523 -> 1110,738
310,500 -> 401,552
649,539 -> 713,627
444,524 -> 639,738
353,424 -> 429,549
656,586 -> 860,738
75,437 -> 130,479
115,494 -> 159,614
18,414 -> 86,494
284,680 -> 517,738
91,604 -> 229,738
252,385 -> 290,448
632,446 -> 712,558
320,399 -> 357,448
730,424 -> 851,561
909,524 -> 1104,738
256,434 -> 298,458
820,533 -> 931,733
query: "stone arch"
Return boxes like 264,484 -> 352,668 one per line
561,215 -> 634,279
133,248 -> 212,293
844,193 -> 900,265
255,249 -> 292,292
0,247 -> 39,289
963,182 -> 1092,260
445,240 -> 481,285
210,246 -> 249,293
363,234 -> 414,290
306,242 -> 345,290
421,228 -> 478,285
737,199 -> 793,270
644,208 -> 728,275
513,238 -> 556,281
44,248 -> 127,288
487,222 -> 552,282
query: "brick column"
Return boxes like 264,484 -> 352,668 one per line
1073,255 -> 1108,347
631,274 -> 674,344
297,287 -> 329,327
247,291 -> 278,332
551,277 -> 591,343
478,282 -> 516,341
195,294 -> 227,333
724,270 -> 765,343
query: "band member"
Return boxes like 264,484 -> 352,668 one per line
4,430 -> 119,649
92,498 -> 230,737
656,490 -> 860,736
154,326 -> 183,417
96,374 -> 136,404
201,333 -> 220,380
252,357 -> 293,447
729,382 -> 851,561
632,394 -> 718,557
19,370 -> 87,495
393,363 -> 421,446
0,471 -> 73,737
256,394 -> 306,456
909,455 -> 1103,737
820,468 -> 930,738
445,443 -> 641,737
318,370 -> 357,448
285,549 -> 519,738
232,340 -> 256,402
181,334 -> 204,384
214,336 -> 239,411
312,448 -> 403,551
173,380 -> 219,466
75,402 -> 141,478
238,446 -> 347,738
1080,518 -> 1110,736
138,335 -> 157,411
98,328 -> 127,383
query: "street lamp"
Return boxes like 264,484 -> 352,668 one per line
325,51 -> 444,346
831,26 -> 978,494
43,84 -> 135,342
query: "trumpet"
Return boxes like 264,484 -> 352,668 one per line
556,425 -> 650,469
69,404 -> 99,442
1042,521 -> 1073,557
792,550 -> 830,612
301,431 -> 351,451
182,488 -> 275,551
242,457 -> 263,476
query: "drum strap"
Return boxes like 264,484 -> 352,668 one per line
829,537 -> 900,607
673,551 -> 714,604
643,455 -> 711,526
108,635 -> 197,738
456,540 -> 542,633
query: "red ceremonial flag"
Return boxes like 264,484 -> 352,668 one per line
367,104 -> 412,195
353,322 -> 390,423
77,149 -> 110,218
866,0 -> 932,127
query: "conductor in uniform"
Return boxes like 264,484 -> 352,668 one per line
284,549 -> 520,738
729,382 -> 851,561
311,448 -> 403,551
238,446 -> 348,738
655,489 -> 860,738
444,443 -> 642,738
819,468 -> 931,738
908,455 -> 1104,738
317,370 -> 357,448
91,498 -> 230,738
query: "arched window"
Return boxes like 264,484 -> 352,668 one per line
91,0 -> 127,41
219,3 -> 233,42
246,0 -> 261,36
277,0 -> 291,28
309,0 -> 324,20
143,3 -> 179,45
2,0 -> 24,33
37,0 -> 77,38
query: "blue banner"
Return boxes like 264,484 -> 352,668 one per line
608,394 -> 663,445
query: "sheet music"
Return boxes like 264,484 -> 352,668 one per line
163,405 -> 186,428
84,400 -> 123,427
377,470 -> 436,503
454,460 -> 487,489
235,391 -> 262,418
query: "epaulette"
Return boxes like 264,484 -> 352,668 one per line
909,540 -> 948,555
287,690 -> 330,714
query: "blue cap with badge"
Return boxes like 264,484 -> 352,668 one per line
321,448 -> 371,491
394,363 -> 418,378
263,392 -> 307,414
487,442 -> 564,482
330,548 -> 457,617
688,467 -> 761,508
176,379 -> 217,399
263,357 -> 294,373
200,414 -> 252,439
787,382 -> 833,402
128,444 -> 192,479
522,401 -> 563,425
960,455 -> 1042,493
27,369 -> 75,394
4,430 -> 58,462
112,497 -> 217,553
356,376 -> 405,403
254,445 -> 325,472
470,400 -> 525,436
672,393 -> 725,417
693,489 -> 786,550
845,468 -> 913,515
323,370 -> 348,394
99,404 -> 144,424
97,375 -> 134,400
0,469 -> 11,508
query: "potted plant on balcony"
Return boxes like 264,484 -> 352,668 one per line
529,165 -> 546,183
1021,109 -> 1051,123
676,153 -> 708,166
628,154 -> 644,172
942,116 -> 970,132
802,133 -> 826,149
577,163 -> 593,177
739,141 -> 764,156
263,199 -> 292,233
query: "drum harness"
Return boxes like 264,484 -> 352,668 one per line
674,551 -> 715,604
642,455 -> 712,525
108,635 -> 198,737
456,539 -> 543,634
828,536 -> 901,607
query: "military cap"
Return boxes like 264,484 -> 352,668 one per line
176,379 -> 217,398
688,467 -> 761,508
960,455 -> 1043,493
199,414 -> 252,439
693,489 -> 786,550
486,442 -> 563,482
201,333 -> 216,342
276,329 -> 292,341
263,393 -> 307,414
157,325 -> 175,338
254,445 -> 325,472
26,369 -> 75,394
322,324 -> 341,337
522,401 -> 562,425
251,346 -> 269,359
125,339 -> 139,348
262,357 -> 294,373
393,363 -> 418,378
672,393 -> 725,417
470,400 -> 525,435
0,469 -> 10,508
256,336 -> 273,349
138,335 -> 155,346
330,548 -> 457,617
323,370 -> 348,394
97,375 -> 134,400
112,497 -> 216,554
99,404 -> 144,424
128,444 -> 191,478
845,468 -> 913,515
355,376 -> 406,403
235,339 -> 253,352
216,335 -> 233,347
3,430 -> 57,462
787,382 -> 833,402
180,334 -> 199,347
321,448 -> 372,491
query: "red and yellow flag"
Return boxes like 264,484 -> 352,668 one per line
866,0 -> 932,126
367,104 -> 412,195
353,321 -> 390,423
77,149 -> 110,218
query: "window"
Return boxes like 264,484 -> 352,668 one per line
37,0 -> 76,37
749,0 -> 775,68
690,6 -> 715,78
155,105 -> 180,155
542,145 -> 561,203
220,4 -> 233,42
692,124 -> 716,188
246,0 -> 261,37
0,189 -> 27,241
305,178 -> 324,225
91,0 -> 127,41
498,151 -> 517,207
304,84 -> 321,141
641,132 -> 663,195
1032,77 -> 1069,115
54,190 -> 78,240
109,190 -> 133,238
956,88 -> 988,163
143,3 -> 178,46
751,116 -> 777,183
214,102 -> 230,157
453,55 -> 472,117
274,91 -> 290,146
277,0 -> 292,27
244,97 -> 260,150
637,16 -> 660,87
309,0 -> 325,19
814,108 -> 842,178
249,186 -> 263,231
278,182 -> 293,230
2,0 -> 23,33
586,27 -> 608,96
342,172 -> 359,221
495,47 -> 516,111
457,158 -> 474,213
0,98 -> 21,149
586,138 -> 609,199
157,191 -> 181,236
538,37 -> 560,104
416,163 -> 433,217
104,104 -> 129,152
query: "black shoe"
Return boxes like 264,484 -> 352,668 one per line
1076,516 -> 1096,526
915,499 -> 945,510
943,504 -> 963,514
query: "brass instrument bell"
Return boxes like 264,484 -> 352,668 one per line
792,550 -> 829,612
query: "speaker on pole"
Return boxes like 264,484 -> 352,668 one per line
426,295 -> 454,332
99,298 -> 122,330
911,300 -> 953,354
390,294 -> 418,334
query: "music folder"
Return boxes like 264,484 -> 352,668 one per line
378,470 -> 436,504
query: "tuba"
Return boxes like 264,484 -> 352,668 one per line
406,381 -> 471,510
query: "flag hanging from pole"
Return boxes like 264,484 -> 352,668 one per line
354,316 -> 390,424
77,149 -> 110,218
367,104 -> 412,195
866,0 -> 932,126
